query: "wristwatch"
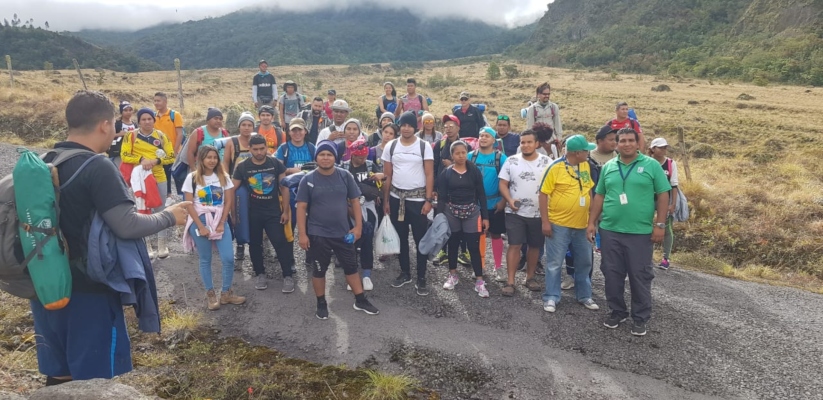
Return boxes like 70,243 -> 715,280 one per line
654,222 -> 666,229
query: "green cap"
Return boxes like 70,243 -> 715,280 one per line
565,135 -> 596,152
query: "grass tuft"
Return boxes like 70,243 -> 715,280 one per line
362,369 -> 418,400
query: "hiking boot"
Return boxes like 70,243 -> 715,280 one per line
363,277 -> 374,291
255,274 -> 268,290
535,262 -> 545,276
316,301 -> 329,320
220,290 -> 246,305
353,298 -> 380,315
443,274 -> 459,290
157,237 -> 170,259
391,273 -> 413,288
631,321 -> 648,336
282,276 -> 295,293
146,241 -> 157,259
561,277 -> 575,290
434,250 -> 448,265
580,298 -> 600,310
493,268 -> 507,283
517,256 -> 526,271
658,258 -> 670,270
206,290 -> 220,311
415,279 -> 429,296
474,280 -> 489,298
457,251 -> 471,266
543,300 -> 556,313
604,313 -> 628,329
235,245 -> 245,261
525,278 -> 542,291
501,284 -> 515,297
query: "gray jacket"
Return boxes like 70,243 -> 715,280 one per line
419,213 -> 451,257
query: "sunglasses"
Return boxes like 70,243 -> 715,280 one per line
497,115 -> 510,121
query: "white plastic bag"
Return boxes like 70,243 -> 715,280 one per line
375,218 -> 401,256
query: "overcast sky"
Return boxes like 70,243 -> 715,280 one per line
3,0 -> 548,31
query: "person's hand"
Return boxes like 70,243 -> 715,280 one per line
586,224 -> 597,244
214,224 -> 224,235
651,226 -> 665,243
351,226 -> 362,242
442,159 -> 453,168
198,226 -> 210,237
254,102 -> 259,109
371,173 -> 385,181
421,201 -> 432,216
280,210 -> 290,225
668,204 -> 675,216
298,233 -> 310,251
167,201 -> 192,225
494,199 -> 506,214
383,201 -> 391,216
329,131 -> 343,141
542,221 -> 553,237
482,219 -> 489,232
375,196 -> 381,206
140,157 -> 155,171
507,200 -> 519,212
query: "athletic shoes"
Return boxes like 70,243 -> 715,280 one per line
255,274 -> 268,290
561,277 -> 575,290
415,279 -> 429,296
535,262 -> 545,276
391,273 -> 413,288
658,258 -> 670,270
517,257 -> 526,271
631,322 -> 648,336
457,251 -> 471,266
493,268 -> 507,282
475,280 -> 489,298
363,277 -> 374,291
316,301 -> 329,320
434,250 -> 448,265
234,245 -> 245,261
604,313 -> 628,329
580,298 -> 600,310
353,298 -> 380,315
543,300 -> 556,313
443,274 -> 459,290
282,276 -> 295,293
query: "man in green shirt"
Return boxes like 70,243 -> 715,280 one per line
587,128 -> 671,336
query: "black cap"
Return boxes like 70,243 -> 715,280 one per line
327,89 -> 336,95
259,59 -> 267,65
595,125 -> 619,140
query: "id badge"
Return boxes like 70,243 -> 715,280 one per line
619,193 -> 628,205
579,196 -> 586,207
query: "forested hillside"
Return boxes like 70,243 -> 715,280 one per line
509,0 -> 823,85
73,8 -> 534,69
0,26 -> 160,72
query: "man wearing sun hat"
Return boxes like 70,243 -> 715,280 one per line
539,135 -> 600,314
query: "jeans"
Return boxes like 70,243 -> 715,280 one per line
543,224 -> 593,303
189,215 -> 235,292
249,209 -> 295,277
389,196 -> 428,280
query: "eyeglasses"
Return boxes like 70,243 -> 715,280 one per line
540,92 -> 551,96
497,115 -> 510,121
460,98 -> 469,101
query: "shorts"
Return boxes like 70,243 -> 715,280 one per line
445,206 -> 483,234
307,235 -> 358,278
505,214 -> 543,247
487,209 -> 506,235
30,291 -> 132,379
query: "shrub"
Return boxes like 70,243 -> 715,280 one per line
690,143 -> 716,158
486,61 -> 501,80
502,64 -> 520,78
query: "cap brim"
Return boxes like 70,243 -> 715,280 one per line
586,143 -> 597,151
331,107 -> 351,112
290,125 -> 305,130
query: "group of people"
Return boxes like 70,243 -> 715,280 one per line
27,70 -> 683,387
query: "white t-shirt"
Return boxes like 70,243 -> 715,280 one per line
316,124 -> 344,145
381,138 -> 434,201
498,153 -> 551,218
182,172 -> 234,207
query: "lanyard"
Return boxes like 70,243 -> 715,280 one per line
563,162 -> 583,193
617,160 -> 638,192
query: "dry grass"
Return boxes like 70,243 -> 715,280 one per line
1,62 -> 822,291
362,370 -> 418,400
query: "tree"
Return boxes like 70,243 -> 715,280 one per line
486,61 -> 501,80
3,19 -> 8,27
44,21 -> 49,29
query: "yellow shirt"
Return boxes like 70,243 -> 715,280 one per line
539,158 -> 595,229
121,129 -> 176,183
154,109 -> 184,148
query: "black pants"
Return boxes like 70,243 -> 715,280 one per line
389,197 -> 428,280
163,164 -> 173,196
308,236 -> 358,278
356,219 -> 374,270
600,229 -> 654,324
249,209 -> 295,277
448,232 -> 482,277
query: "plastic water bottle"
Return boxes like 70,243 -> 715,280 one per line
344,232 -> 355,244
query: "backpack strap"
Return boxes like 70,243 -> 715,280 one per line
57,154 -> 105,190
190,172 -> 197,195
389,140 -> 398,160
169,110 -> 175,123
419,139 -> 426,159
494,151 -> 502,174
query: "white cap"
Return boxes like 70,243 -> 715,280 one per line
650,138 -> 669,148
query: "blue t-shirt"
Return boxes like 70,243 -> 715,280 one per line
468,150 -> 507,209
275,142 -> 315,169
498,133 -> 521,157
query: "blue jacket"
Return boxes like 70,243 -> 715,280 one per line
418,213 -> 451,257
86,212 -> 161,333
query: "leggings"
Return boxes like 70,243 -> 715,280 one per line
448,232 -> 483,278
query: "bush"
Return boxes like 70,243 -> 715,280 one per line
427,72 -> 460,88
313,80 -> 322,90
502,64 -> 520,78
690,143 -> 716,159
486,61 -> 501,80
652,84 -> 671,92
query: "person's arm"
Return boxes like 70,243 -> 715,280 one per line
422,145 -> 435,215
539,191 -> 551,237
435,169 -> 447,214
279,97 -> 286,127
476,107 -> 486,128
296,202 -> 309,250
669,160 -> 680,212
586,193 -> 604,243
252,85 -> 258,104
187,129 -> 199,171
271,85 -> 279,108
553,104 -> 562,138
378,96 -> 387,113
278,171 -> 291,225
160,134 -> 175,165
222,140 -> 234,173
422,96 -> 429,111
220,185 -> 233,228
474,166 -> 488,220
526,104 -> 535,130
120,133 -> 140,165
101,203 -> 177,239
394,97 -> 403,118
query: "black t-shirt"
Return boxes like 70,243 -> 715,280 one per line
109,119 -> 134,157
436,163 -> 488,220
44,142 -> 133,292
253,73 -> 277,101
455,105 -> 484,139
434,137 -> 455,177
232,156 -> 286,215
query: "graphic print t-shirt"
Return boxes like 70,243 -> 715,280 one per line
232,156 -> 286,215
182,172 -> 234,207
497,153 -> 551,218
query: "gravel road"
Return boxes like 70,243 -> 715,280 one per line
3,143 -> 821,399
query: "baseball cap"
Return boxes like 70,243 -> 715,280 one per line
459,91 -> 470,100
595,125 -> 619,140
442,114 -> 460,127
565,135 -> 596,152
331,99 -> 351,112
327,89 -> 336,95
479,126 -> 497,138
650,138 -> 669,148
258,59 -> 267,65
119,101 -> 132,113
289,118 -> 306,131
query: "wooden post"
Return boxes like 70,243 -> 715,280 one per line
678,126 -> 692,182
174,58 -> 184,110
5,55 -> 12,88
72,59 -> 87,90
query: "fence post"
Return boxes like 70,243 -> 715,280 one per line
678,126 -> 692,182
72,59 -> 87,90
5,55 -> 12,88
174,58 -> 184,110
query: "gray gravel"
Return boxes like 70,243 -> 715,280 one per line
4,143 -> 822,400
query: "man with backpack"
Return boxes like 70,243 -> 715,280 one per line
279,80 -> 304,128
495,115 -> 520,157
154,92 -> 184,199
434,115 -> 461,177
20,90 -> 190,385
525,82 -> 562,142
252,60 -> 278,112
108,101 -> 135,167
382,111 -> 435,296
609,102 -> 645,150
275,118 -> 317,175
468,127 -> 508,281
316,99 -> 351,145
256,105 -> 285,155
299,96 -> 332,145
454,91 -> 486,139
394,78 -> 429,126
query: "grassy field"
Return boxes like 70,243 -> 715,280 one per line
1,60 -> 822,294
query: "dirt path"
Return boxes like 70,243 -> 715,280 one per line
154,238 -> 823,400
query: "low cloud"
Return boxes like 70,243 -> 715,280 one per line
4,0 -> 547,31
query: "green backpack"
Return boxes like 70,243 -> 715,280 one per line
0,148 -> 98,309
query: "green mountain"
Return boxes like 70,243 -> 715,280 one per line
72,7 -> 535,70
509,0 -> 823,85
0,25 -> 160,72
